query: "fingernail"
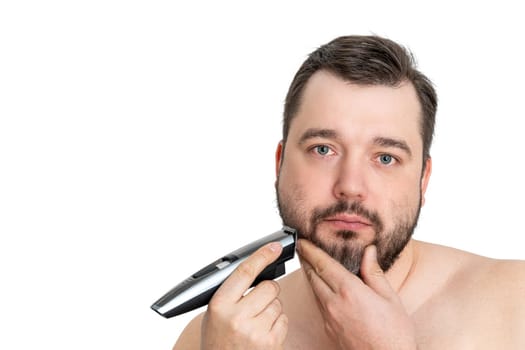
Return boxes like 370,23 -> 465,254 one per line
268,242 -> 282,252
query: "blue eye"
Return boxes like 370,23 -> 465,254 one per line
315,145 -> 331,156
379,154 -> 394,165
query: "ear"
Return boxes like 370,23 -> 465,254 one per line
275,141 -> 284,177
420,157 -> 432,206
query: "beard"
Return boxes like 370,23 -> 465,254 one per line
276,182 -> 422,275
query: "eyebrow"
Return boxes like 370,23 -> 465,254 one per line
373,136 -> 412,157
298,128 -> 340,145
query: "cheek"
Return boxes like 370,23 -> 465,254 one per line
278,162 -> 323,222
278,168 -> 307,207
379,177 -> 421,218
279,161 -> 329,205
385,185 -> 421,222
282,148 -> 335,188
279,153 -> 305,189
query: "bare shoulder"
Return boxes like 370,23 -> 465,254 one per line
482,257 -> 525,308
489,257 -> 525,287
417,240 -> 524,284
423,240 -> 525,316
172,312 -> 204,350
416,240 -> 524,304
464,254 -> 525,344
454,248 -> 525,301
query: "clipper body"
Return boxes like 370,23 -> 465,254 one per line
151,227 -> 297,318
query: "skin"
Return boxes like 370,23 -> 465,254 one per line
173,71 -> 525,349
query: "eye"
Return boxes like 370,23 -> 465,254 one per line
313,145 -> 333,156
378,154 -> 396,165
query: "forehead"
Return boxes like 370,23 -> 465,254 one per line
289,71 -> 422,150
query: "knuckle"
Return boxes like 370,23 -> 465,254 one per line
258,246 -> 272,260
305,266 -> 316,282
267,298 -> 282,316
308,257 -> 325,276
272,314 -> 288,343
207,298 -> 223,314
273,297 -> 283,310
265,335 -> 278,348
324,322 -> 336,337
339,284 -> 353,301
246,330 -> 269,346
259,280 -> 280,295
228,315 -> 244,333
325,299 -> 340,318
236,261 -> 256,280
278,313 -> 289,329
273,298 -> 283,313
249,332 -> 269,349
281,312 -> 289,324
256,250 -> 274,267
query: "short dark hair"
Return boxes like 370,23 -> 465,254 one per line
283,35 -> 437,161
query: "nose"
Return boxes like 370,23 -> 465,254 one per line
332,156 -> 368,202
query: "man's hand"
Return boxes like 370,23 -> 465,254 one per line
298,239 -> 417,350
200,242 -> 288,350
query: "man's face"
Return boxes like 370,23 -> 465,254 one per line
276,71 -> 431,274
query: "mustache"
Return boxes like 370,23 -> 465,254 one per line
311,201 -> 383,232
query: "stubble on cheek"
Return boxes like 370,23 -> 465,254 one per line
276,179 -> 310,233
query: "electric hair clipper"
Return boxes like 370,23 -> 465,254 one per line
151,226 -> 297,318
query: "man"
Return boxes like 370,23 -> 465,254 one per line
173,35 -> 525,349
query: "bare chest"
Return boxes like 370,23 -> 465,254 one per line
411,295 -> 519,350
281,304 -> 517,350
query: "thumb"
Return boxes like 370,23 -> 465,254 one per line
360,245 -> 396,300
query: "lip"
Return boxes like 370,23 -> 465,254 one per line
323,214 -> 372,231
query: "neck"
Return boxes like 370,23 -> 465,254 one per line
384,239 -> 418,293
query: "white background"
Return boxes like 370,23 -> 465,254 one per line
1,1 -> 524,349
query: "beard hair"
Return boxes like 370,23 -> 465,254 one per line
276,181 -> 422,275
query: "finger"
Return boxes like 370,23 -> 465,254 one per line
270,312 -> 288,346
254,298 -> 283,331
300,257 -> 334,301
298,239 -> 360,293
239,280 -> 280,317
360,245 -> 396,300
213,242 -> 283,303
